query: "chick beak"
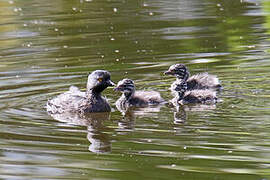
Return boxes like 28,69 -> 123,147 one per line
164,70 -> 173,75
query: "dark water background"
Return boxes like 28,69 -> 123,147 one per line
1,0 -> 270,179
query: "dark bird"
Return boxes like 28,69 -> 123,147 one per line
114,78 -> 164,111
164,64 -> 219,105
164,64 -> 221,93
47,70 -> 115,114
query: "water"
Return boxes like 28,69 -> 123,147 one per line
1,0 -> 270,179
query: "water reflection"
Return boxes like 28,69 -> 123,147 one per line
1,0 -> 270,179
116,105 -> 162,132
49,112 -> 111,153
117,110 -> 136,131
173,104 -> 217,124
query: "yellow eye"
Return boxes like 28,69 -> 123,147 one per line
98,78 -> 103,82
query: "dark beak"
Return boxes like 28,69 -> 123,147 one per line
107,80 -> 115,87
164,70 -> 173,75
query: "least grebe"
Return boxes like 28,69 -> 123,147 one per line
169,74 -> 218,105
47,70 -> 115,114
164,64 -> 221,93
114,78 -> 164,110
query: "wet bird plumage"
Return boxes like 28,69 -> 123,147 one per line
114,78 -> 164,111
46,70 -> 115,114
165,64 -> 220,105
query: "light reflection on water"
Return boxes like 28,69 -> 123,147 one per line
0,0 -> 270,179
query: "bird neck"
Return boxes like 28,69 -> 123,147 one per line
86,88 -> 101,99
177,81 -> 187,101
123,90 -> 135,101
176,71 -> 190,81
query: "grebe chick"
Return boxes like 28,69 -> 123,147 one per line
47,70 -> 115,114
164,64 -> 221,93
114,79 -> 164,110
171,80 -> 218,105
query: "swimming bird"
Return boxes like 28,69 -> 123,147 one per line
172,86 -> 218,105
164,64 -> 219,105
114,78 -> 164,111
47,70 -> 115,114
164,64 -> 221,93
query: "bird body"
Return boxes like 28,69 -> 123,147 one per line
114,79 -> 164,111
165,64 -> 220,105
186,72 -> 221,90
47,70 -> 114,114
172,89 -> 217,105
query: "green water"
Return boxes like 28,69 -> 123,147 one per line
1,0 -> 270,179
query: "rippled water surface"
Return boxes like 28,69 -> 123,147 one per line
1,0 -> 270,179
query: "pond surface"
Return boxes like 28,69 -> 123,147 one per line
1,0 -> 270,179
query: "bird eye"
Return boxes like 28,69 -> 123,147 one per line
98,78 -> 103,82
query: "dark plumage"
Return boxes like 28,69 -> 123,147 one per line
47,70 -> 115,114
172,88 -> 218,105
164,64 -> 221,93
114,79 -> 164,111
164,64 -> 219,105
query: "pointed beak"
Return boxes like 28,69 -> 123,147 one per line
107,80 -> 115,87
164,70 -> 172,75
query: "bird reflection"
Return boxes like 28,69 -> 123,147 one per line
117,109 -> 136,132
116,105 -> 162,132
173,103 -> 217,124
174,105 -> 187,124
49,112 -> 111,153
